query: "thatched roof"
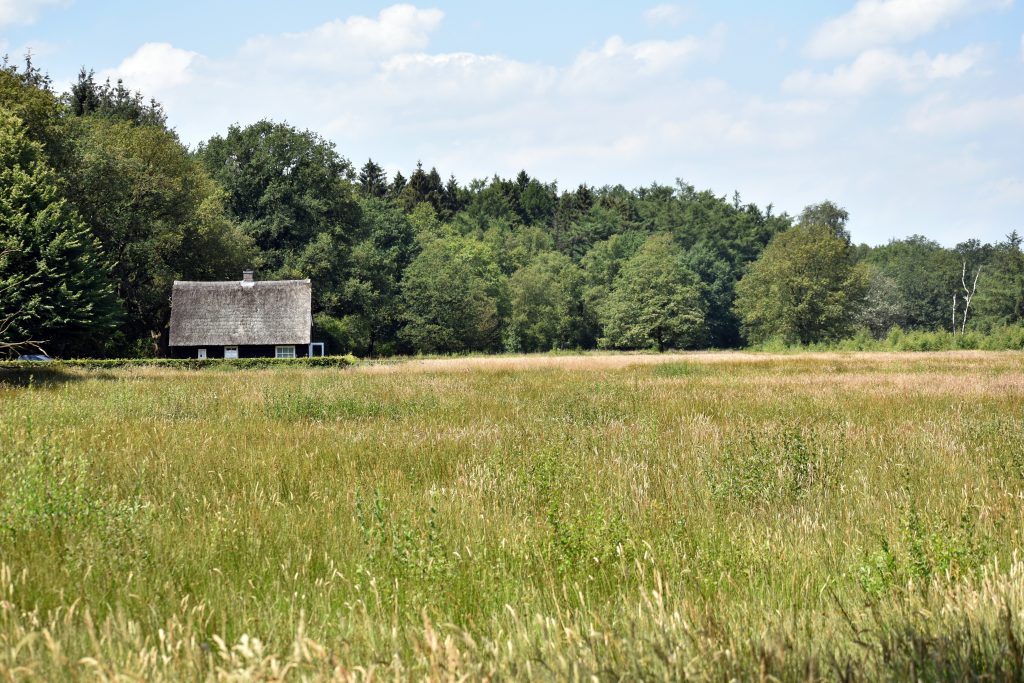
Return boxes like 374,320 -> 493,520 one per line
169,278 -> 312,346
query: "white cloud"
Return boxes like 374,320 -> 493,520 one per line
101,43 -> 200,94
643,4 -> 688,27
0,0 -> 66,27
564,25 -> 723,95
907,93 -> 1024,134
239,4 -> 443,71
784,46 -> 984,96
807,0 -> 1011,59
380,52 -> 555,103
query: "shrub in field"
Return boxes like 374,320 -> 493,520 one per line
706,426 -> 843,506
857,508 -> 991,598
749,325 -> 1024,352
0,425 -> 149,576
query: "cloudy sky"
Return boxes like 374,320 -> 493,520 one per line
2,0 -> 1022,245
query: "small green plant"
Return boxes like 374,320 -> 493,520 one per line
708,426 -> 840,506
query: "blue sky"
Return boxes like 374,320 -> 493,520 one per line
2,1 -> 1022,245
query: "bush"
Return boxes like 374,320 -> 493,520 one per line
748,324 -> 1024,353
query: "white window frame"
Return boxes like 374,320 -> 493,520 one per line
308,342 -> 325,357
275,345 -> 296,359
197,348 -> 207,359
224,346 -> 239,359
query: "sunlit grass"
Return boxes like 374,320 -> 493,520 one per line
1,352 -> 1023,680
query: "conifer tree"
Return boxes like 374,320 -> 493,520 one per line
0,108 -> 120,356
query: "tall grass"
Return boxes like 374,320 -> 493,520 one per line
1,352 -> 1023,680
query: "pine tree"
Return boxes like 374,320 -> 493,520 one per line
440,174 -> 463,220
0,108 -> 121,356
358,158 -> 388,198
389,171 -> 407,199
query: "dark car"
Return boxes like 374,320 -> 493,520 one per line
16,354 -> 54,361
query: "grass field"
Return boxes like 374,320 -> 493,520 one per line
2,352 -> 1024,680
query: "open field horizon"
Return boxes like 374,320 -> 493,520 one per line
2,351 -> 1024,680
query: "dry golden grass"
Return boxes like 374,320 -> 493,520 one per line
1,351 -> 1023,680
355,349 -> 1024,373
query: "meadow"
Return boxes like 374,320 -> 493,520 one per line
1,351 -> 1024,681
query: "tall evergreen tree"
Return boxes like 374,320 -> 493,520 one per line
357,158 -> 388,198
389,171 -> 407,199
66,68 -> 167,127
0,108 -> 120,356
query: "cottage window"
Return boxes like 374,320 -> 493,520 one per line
224,346 -> 239,359
275,345 -> 296,359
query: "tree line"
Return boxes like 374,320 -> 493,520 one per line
1,57 -> 1022,357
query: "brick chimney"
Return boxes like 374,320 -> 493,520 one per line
242,270 -> 255,287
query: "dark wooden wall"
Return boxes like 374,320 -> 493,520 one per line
168,344 -> 311,359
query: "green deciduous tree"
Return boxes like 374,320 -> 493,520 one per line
66,118 -> 254,350
798,200 -> 851,242
0,57 -> 74,169
197,120 -> 359,272
599,234 -> 705,351
505,252 -> 586,352
341,198 -> 419,355
863,236 -> 959,330
973,231 -> 1024,328
856,264 -> 908,337
735,221 -> 869,345
400,237 -> 505,353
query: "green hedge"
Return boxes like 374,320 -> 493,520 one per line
750,325 -> 1024,353
0,355 -> 357,371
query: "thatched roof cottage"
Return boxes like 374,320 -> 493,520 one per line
168,271 -> 321,359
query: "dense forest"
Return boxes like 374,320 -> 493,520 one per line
2,58 -> 1022,358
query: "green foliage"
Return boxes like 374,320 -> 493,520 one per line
313,312 -> 369,355
505,252 -> 587,351
196,120 -> 359,274
0,108 -> 121,356
66,117 -> 254,348
735,222 -> 870,344
856,263 -> 908,337
357,158 -> 388,198
798,199 -> 850,242
4,62 -> 1023,359
0,57 -> 74,167
0,355 -> 355,373
400,236 -> 506,353
598,234 -> 705,350
863,235 -> 960,330
857,507 -> 990,597
973,231 -> 1024,328
65,68 -> 166,127
341,198 -> 419,355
